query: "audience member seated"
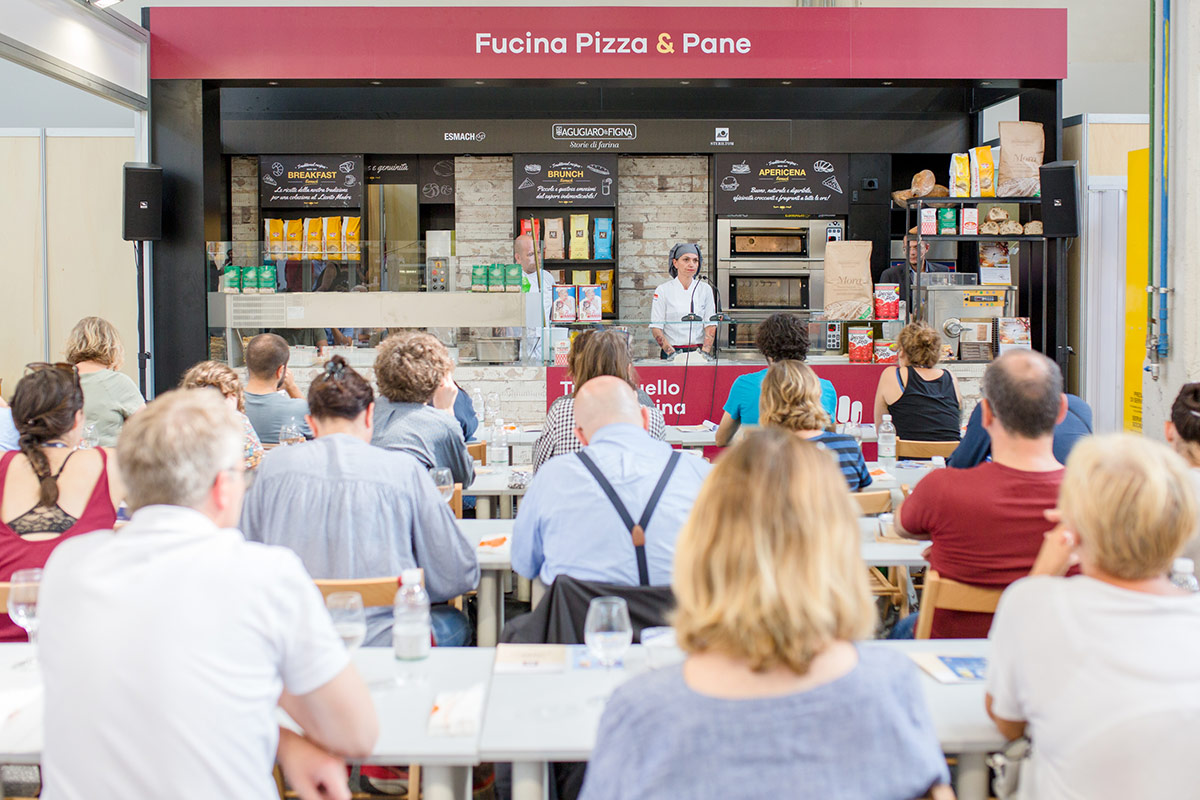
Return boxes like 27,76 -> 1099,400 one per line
872,321 -> 961,443
515,376 -> 710,588
64,316 -> 144,446
241,356 -> 478,647
243,332 -> 311,444
716,312 -> 836,447
949,392 -> 1093,468
1165,382 -> 1200,562
38,389 -> 377,799
0,396 -> 17,451
894,350 -> 1069,638
986,434 -> 1200,800
579,428 -> 952,800
371,332 -> 474,487
533,330 -> 666,472
0,363 -> 124,641
759,360 -> 870,490
453,383 -> 480,441
180,360 -> 265,470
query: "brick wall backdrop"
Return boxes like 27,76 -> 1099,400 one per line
230,156 -> 259,267
453,156 -> 513,293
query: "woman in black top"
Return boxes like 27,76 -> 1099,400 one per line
872,322 -> 961,442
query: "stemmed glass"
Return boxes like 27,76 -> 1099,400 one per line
79,423 -> 98,449
430,468 -> 455,504
584,596 -> 633,669
278,419 -> 305,446
7,568 -> 43,670
326,592 -> 367,653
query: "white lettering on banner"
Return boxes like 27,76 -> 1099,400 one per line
475,31 -> 750,57
558,378 -> 682,398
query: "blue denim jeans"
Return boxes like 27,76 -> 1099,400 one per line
431,604 -> 472,647
889,612 -> 917,639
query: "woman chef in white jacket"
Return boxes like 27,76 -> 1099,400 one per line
650,243 -> 717,359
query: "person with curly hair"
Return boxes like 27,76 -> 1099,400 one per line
872,321 -> 961,443
759,360 -> 870,490
0,363 -> 125,641
714,312 -> 836,447
180,360 -> 265,470
370,332 -> 473,487
64,316 -> 145,447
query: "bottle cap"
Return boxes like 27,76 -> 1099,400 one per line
400,568 -> 424,586
1174,557 -> 1195,574
882,414 -> 892,421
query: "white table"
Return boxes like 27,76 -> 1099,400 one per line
865,460 -> 933,491
858,516 -> 929,569
497,424 -> 717,457
459,519 -> 514,647
0,645 -> 495,800
479,641 -> 1002,800
466,467 -> 529,519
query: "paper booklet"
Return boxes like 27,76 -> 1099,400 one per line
909,652 -> 988,683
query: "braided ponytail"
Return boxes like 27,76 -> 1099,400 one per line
10,367 -> 85,508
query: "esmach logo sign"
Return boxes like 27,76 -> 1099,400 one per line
552,123 -> 637,150
444,131 -> 487,142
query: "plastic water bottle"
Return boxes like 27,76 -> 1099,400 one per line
1170,558 -> 1200,592
877,414 -> 897,465
488,418 -> 510,467
393,569 -> 432,661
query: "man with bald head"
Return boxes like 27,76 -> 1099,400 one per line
508,233 -> 557,362
894,350 -> 1073,638
513,376 -> 711,588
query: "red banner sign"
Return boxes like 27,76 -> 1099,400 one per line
148,7 -> 1066,82
547,363 -> 887,456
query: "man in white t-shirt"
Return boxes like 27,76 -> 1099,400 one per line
986,434 -> 1200,800
508,233 -> 556,362
38,389 -> 378,800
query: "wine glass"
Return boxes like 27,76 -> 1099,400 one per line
278,419 -> 305,446
843,419 -> 862,446
430,468 -> 455,504
79,423 -> 98,449
326,592 -> 367,652
7,568 -> 43,669
584,596 -> 633,669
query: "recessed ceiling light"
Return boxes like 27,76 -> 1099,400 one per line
882,81 -> 893,86
370,80 -> 382,86
475,80 -> 486,85
981,81 -> 993,86
680,80 -> 691,85
267,81 -> 278,86
781,80 -> 792,85
577,80 -> 588,85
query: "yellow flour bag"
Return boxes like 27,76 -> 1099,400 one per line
569,214 -> 589,260
343,216 -> 361,262
303,217 -> 324,260
323,216 -> 342,260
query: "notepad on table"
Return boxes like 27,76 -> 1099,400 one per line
909,653 -> 988,683
868,467 -> 896,482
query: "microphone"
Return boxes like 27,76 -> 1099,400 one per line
698,274 -> 729,322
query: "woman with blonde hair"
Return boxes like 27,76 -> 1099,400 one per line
761,359 -> 871,490
532,329 -> 665,471
580,428 -> 952,800
180,360 -> 264,470
64,316 -> 144,446
986,435 -> 1200,799
872,321 -> 960,443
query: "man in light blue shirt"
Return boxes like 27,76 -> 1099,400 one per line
513,376 -> 712,587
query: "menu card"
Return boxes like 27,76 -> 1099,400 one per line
909,653 -> 988,683
494,644 -> 568,673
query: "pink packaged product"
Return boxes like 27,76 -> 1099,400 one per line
919,207 -> 937,236
874,284 -> 900,320
960,207 -> 979,235
848,326 -> 874,363
874,340 -> 899,364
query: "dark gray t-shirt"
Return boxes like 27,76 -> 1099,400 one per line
580,644 -> 950,800
371,396 -> 474,488
243,391 -> 311,445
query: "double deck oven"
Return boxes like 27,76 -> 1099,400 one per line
716,218 -> 841,352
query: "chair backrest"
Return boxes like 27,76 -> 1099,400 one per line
0,582 -> 8,610
502,574 -> 675,645
467,441 -> 487,465
853,490 -> 892,515
914,570 -> 1004,639
451,483 -> 463,519
896,439 -> 958,459
314,574 -> 422,607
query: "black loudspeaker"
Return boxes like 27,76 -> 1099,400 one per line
123,162 -> 163,241
1039,161 -> 1080,239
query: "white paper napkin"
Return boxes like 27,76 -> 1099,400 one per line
427,683 -> 485,737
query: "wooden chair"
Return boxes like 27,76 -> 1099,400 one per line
852,490 -> 892,515
0,582 -> 8,610
450,483 -> 463,519
896,439 -> 958,459
913,569 -> 1004,639
466,441 -> 487,465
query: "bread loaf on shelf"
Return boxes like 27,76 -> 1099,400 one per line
979,220 -> 1001,235
986,207 -> 1010,223
1023,220 -> 1044,235
999,220 -> 1024,236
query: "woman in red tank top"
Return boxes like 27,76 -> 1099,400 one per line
0,363 -> 125,641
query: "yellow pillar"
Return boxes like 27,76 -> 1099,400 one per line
1124,148 -> 1149,433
